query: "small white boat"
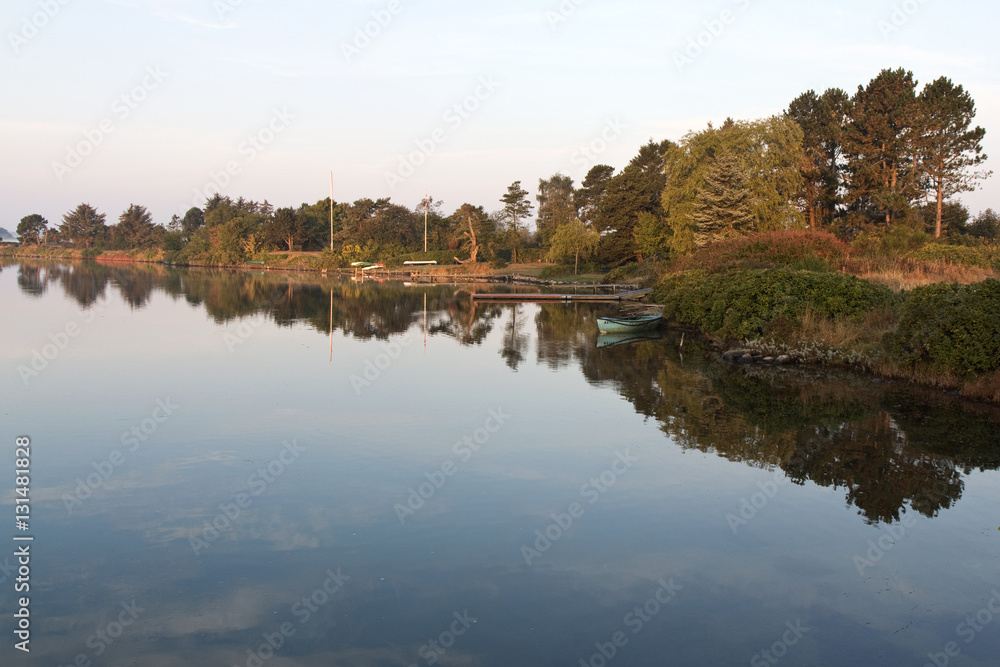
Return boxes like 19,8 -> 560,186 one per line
596,314 -> 662,334
403,260 -> 438,266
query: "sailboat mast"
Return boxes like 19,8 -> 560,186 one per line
424,193 -> 428,253
329,171 -> 334,251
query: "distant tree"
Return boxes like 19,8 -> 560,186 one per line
182,207 -> 205,236
547,218 -> 600,274
17,214 -> 48,245
969,209 -> 1000,240
918,77 -> 990,238
499,181 -> 533,262
575,164 -> 615,226
919,201 -> 969,238
60,203 -> 107,248
842,68 -> 923,226
449,204 -> 493,263
536,174 -> 576,247
786,88 -> 849,227
115,204 -> 157,249
593,140 -> 673,264
266,207 -> 306,251
168,215 -> 182,232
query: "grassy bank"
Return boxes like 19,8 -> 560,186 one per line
648,230 -> 1000,402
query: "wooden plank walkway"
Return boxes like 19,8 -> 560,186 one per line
471,288 -> 652,303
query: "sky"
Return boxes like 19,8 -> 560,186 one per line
3,0 -> 1000,231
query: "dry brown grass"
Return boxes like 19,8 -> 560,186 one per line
795,306 -> 899,353
844,256 -> 997,292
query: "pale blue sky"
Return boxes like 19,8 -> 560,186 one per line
3,0 -> 999,229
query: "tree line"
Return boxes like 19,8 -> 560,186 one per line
12,67 -> 993,267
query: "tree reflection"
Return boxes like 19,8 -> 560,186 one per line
21,260 -> 1000,525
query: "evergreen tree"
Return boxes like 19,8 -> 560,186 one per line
576,165 -> 615,226
536,174 -> 576,247
499,181 -> 533,262
918,77 -> 990,238
60,203 -> 107,248
842,68 -> 923,226
593,140 -> 673,264
691,151 -> 756,241
116,204 -> 157,249
786,88 -> 848,227
16,214 -> 48,245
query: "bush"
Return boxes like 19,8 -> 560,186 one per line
670,230 -> 848,274
910,243 -> 1000,271
852,225 -> 930,259
652,268 -> 896,339
888,279 -> 1000,375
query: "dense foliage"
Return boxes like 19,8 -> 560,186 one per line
669,230 -> 849,274
652,268 -> 896,339
889,280 -> 1000,374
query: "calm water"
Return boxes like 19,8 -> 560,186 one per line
2,260 -> 1000,667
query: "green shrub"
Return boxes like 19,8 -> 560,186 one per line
671,230 -> 848,274
910,243 -> 1000,271
852,225 -> 930,259
652,268 -> 896,339
888,279 -> 1000,374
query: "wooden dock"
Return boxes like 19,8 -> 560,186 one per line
471,288 -> 652,303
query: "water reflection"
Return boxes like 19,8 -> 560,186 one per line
9,259 -> 1000,526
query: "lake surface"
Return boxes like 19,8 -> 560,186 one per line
2,260 -> 1000,667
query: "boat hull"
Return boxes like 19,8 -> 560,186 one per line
596,314 -> 662,334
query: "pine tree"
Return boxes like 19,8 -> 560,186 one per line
536,174 -> 576,247
691,151 -> 756,243
60,203 -> 107,248
918,77 -> 990,238
786,88 -> 848,227
842,68 -> 923,226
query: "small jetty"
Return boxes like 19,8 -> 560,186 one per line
471,288 -> 651,303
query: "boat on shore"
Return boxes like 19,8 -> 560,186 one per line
596,313 -> 662,334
